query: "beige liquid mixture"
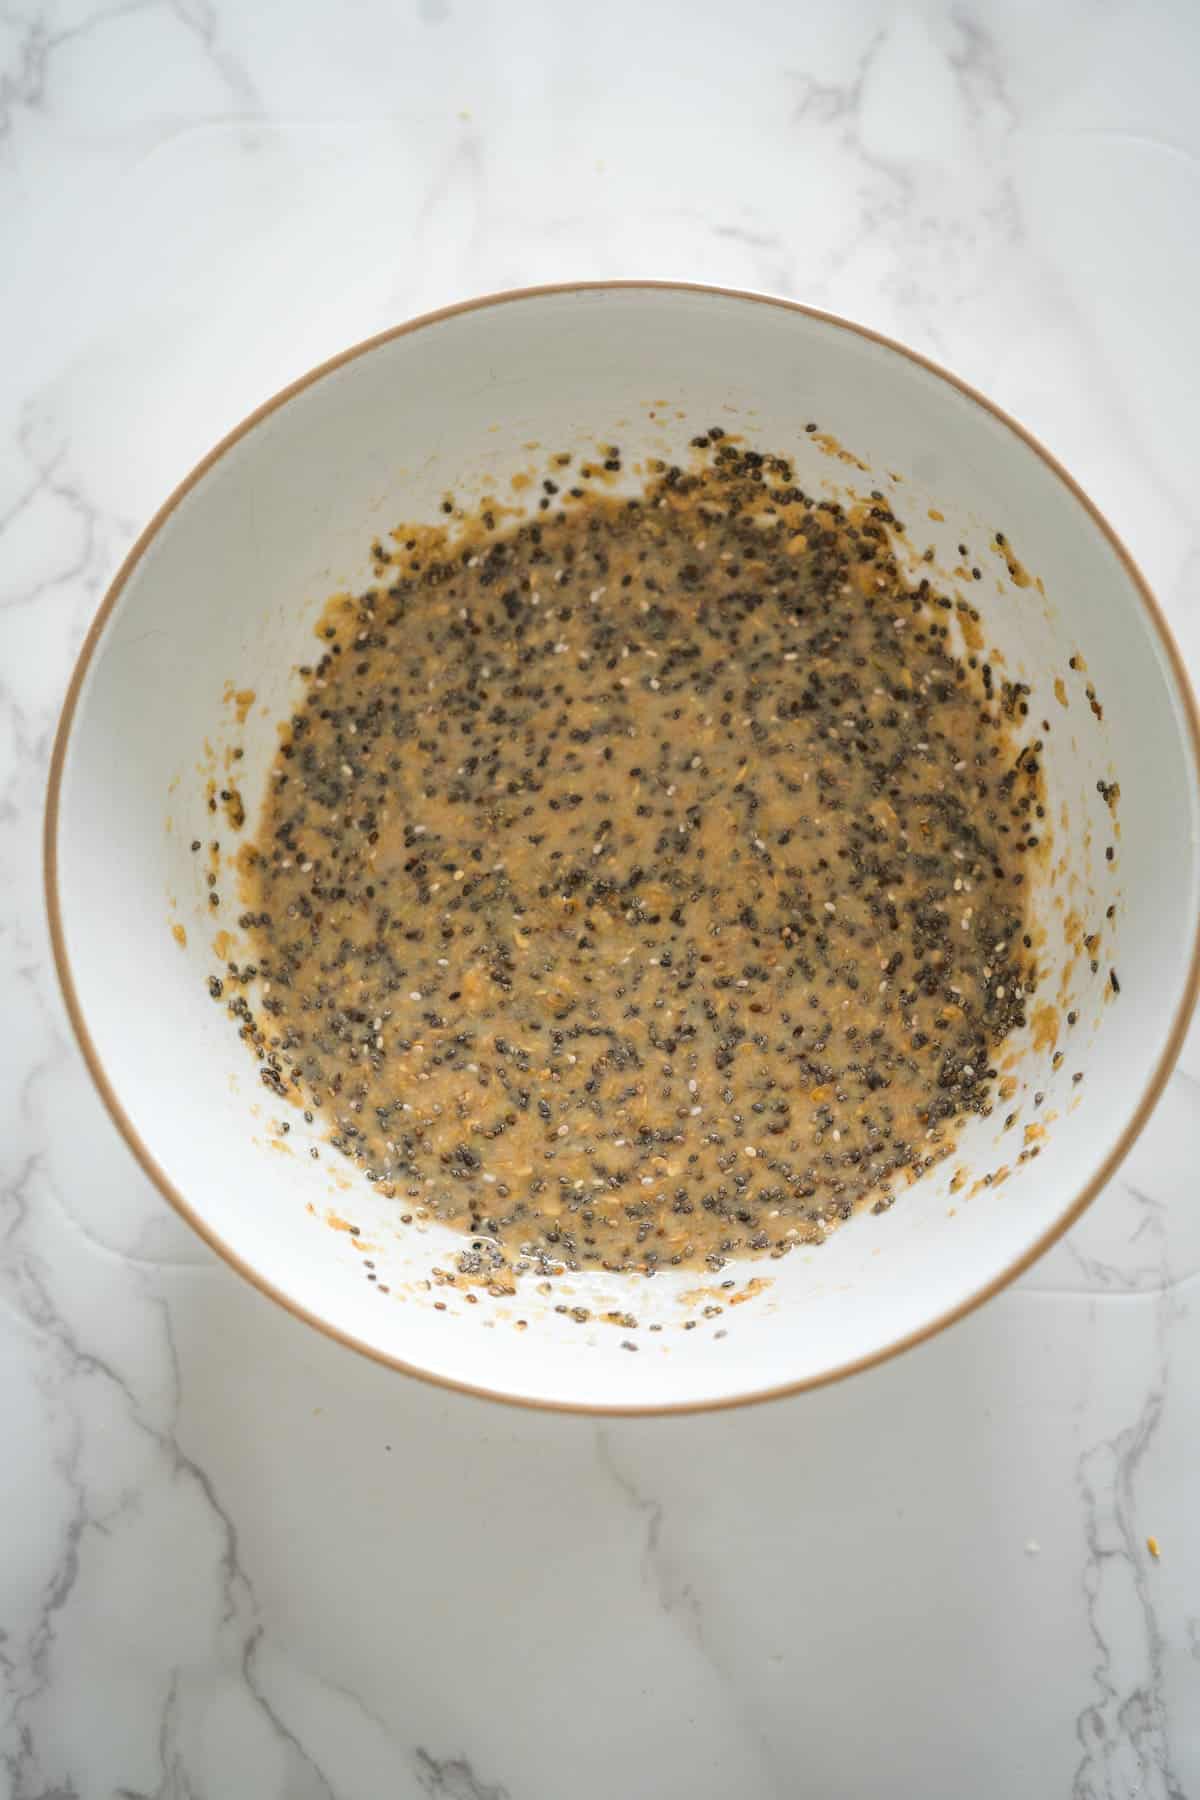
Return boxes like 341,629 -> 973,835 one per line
229,435 -> 1043,1280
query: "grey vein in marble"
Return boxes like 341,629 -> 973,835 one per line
414,1748 -> 510,1800
1072,1199 -> 1183,1800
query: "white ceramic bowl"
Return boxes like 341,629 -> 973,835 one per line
47,284 -> 1200,1412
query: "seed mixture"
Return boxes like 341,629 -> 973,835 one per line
230,435 -> 1044,1277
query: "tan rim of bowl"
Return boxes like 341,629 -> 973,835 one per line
43,281 -> 1200,1416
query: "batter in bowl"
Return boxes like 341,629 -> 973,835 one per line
228,435 -> 1043,1278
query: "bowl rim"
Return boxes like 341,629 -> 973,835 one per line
43,279 -> 1200,1416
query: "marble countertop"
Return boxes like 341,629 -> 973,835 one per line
4,1 -> 1199,1793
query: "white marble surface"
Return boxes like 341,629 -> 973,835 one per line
3,0 -> 1200,1793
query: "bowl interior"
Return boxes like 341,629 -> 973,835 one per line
50,286 -> 1200,1410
